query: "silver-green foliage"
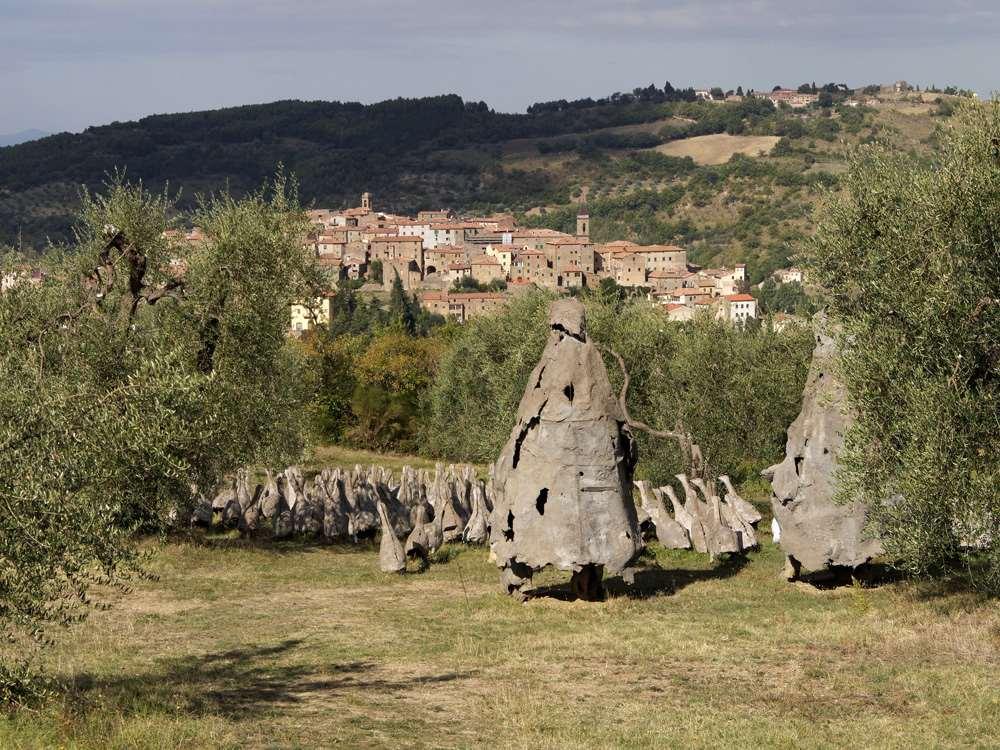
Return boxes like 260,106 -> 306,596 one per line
807,101 -> 1000,589
423,291 -> 553,463
0,174 -> 318,692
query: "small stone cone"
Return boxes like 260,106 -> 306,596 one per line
719,475 -> 761,525
463,479 -> 489,544
672,477 -> 709,553
692,478 -> 739,555
377,496 -> 406,574
650,487 -> 691,549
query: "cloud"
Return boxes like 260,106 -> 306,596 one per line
0,0 -> 997,132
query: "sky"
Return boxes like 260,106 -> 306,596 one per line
1,0 -> 998,134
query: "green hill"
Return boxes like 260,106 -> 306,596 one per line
0,86 -> 956,280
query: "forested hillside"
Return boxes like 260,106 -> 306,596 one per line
0,84 -> 956,277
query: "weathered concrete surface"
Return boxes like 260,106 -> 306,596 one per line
490,298 -> 643,598
376,493 -> 406,573
635,481 -> 690,549
764,313 -> 883,576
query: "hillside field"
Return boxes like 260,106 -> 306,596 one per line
653,133 -> 782,164
1,534 -> 996,749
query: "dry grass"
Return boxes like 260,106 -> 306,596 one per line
2,535 -> 997,749
653,134 -> 782,165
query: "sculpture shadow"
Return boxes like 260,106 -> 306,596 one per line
526,554 -> 750,602
62,638 -> 473,720
176,530 -> 378,556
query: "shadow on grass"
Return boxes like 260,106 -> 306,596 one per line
526,554 -> 750,602
171,529 -> 379,556
63,639 -> 473,720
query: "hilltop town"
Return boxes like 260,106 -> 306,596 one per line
292,191 -> 757,329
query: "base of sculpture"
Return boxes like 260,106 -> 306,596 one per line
570,564 -> 605,601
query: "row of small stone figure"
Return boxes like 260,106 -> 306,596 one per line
634,474 -> 762,557
195,463 -> 762,570
193,463 -> 493,567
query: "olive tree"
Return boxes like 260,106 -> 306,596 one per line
806,101 -> 1000,590
0,174 -> 319,699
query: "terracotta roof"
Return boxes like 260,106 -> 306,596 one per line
726,294 -> 755,302
508,228 -> 571,238
432,222 -> 480,230
427,245 -> 466,253
447,263 -> 471,271
648,270 -> 687,279
470,255 -> 500,266
370,235 -> 422,243
545,237 -> 585,246
629,244 -> 686,254
448,292 -> 506,301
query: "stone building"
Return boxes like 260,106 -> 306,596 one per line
368,235 -> 425,271
609,251 -> 646,287
420,291 -> 508,322
424,245 -> 467,276
721,293 -> 757,323
544,237 -> 595,274
470,255 -> 503,284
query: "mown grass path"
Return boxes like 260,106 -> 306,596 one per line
3,539 -> 997,748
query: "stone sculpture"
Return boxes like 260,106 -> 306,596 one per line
763,312 -> 883,579
634,481 -> 690,549
376,492 -> 406,573
490,298 -> 643,600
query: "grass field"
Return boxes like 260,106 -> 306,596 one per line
2,533 -> 997,749
653,134 -> 782,165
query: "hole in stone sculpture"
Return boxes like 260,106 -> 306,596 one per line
503,510 -> 515,541
823,447 -> 829,455
535,488 -> 549,515
550,322 -> 585,342
563,383 -> 574,402
794,456 -> 803,476
534,366 -> 546,389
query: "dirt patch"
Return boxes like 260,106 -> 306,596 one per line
653,134 -> 781,165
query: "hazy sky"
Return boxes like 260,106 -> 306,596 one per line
1,0 -> 998,134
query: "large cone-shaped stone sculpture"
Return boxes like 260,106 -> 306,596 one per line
763,312 -> 883,578
490,298 -> 643,600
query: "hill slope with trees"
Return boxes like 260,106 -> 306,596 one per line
0,83 -> 958,277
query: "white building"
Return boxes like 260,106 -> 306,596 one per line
722,294 -> 757,323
